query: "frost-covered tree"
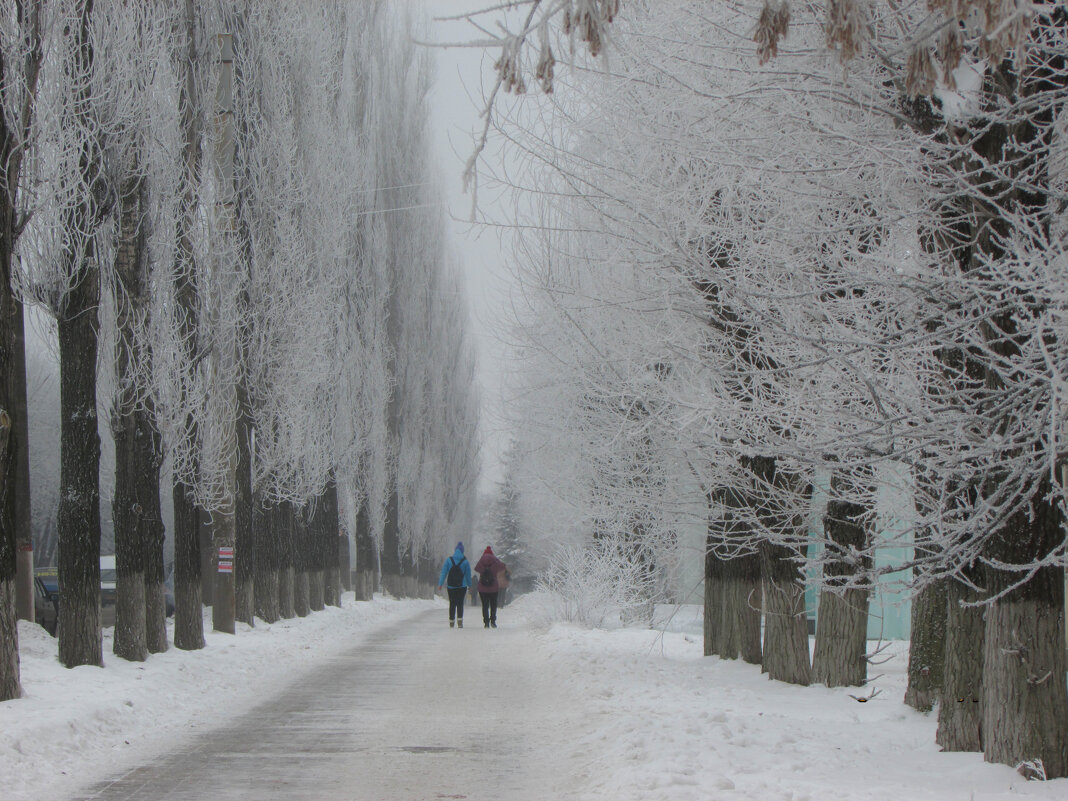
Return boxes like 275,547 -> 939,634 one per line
475,0 -> 1068,776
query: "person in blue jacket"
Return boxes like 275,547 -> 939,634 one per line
437,542 -> 471,628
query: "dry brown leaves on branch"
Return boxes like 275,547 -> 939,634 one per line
755,0 -> 791,65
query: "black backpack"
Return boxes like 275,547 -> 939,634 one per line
446,556 -> 466,587
479,567 -> 495,588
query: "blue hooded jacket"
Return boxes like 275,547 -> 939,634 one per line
439,547 -> 471,588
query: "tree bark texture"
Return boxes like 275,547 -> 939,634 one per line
1,2 -> 42,696
936,577 -> 985,752
8,296 -> 31,625
293,505 -> 310,617
338,533 -> 351,593
380,486 -> 400,595
750,456 -> 810,685
172,479 -> 204,650
811,480 -> 872,688
760,540 -> 811,686
322,482 -> 341,607
277,502 -> 295,619
234,408 -> 254,626
0,410 -> 19,699
57,267 -> 104,668
353,498 -> 375,600
54,0 -> 105,671
111,174 -> 152,663
705,482 -> 761,664
703,542 -> 720,658
904,577 -> 947,713
253,499 -> 279,623
170,0 -> 204,652
307,498 -> 325,612
981,486 -> 1067,778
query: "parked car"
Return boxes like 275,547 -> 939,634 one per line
34,567 -> 59,637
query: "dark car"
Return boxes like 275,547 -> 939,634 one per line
34,568 -> 59,636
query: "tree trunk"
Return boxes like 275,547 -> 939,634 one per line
760,540 -> 811,685
323,482 -> 341,607
338,532 -> 351,593
307,498 -> 325,612
718,551 -> 761,664
353,497 -> 375,600
981,485 -> 1067,778
703,530 -> 723,657
199,511 -> 214,607
253,499 -> 279,623
936,577 -> 985,752
1,0 -> 42,699
57,267 -> 104,668
811,477 -> 872,688
143,471 -> 167,655
170,0 -> 204,652
112,405 -> 148,662
277,502 -> 295,619
172,479 -> 204,650
234,408 -> 254,626
293,505 -> 310,617
750,456 -> 810,684
705,482 -> 761,664
0,410 -> 19,699
380,486 -> 400,595
9,298 -> 31,626
111,174 -> 149,663
905,577 -> 947,713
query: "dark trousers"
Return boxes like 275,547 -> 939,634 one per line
447,587 -> 466,621
479,591 -> 499,624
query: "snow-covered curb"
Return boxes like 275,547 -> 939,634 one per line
0,594 -> 437,801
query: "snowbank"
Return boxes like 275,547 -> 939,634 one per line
509,593 -> 1065,801
0,595 -> 435,801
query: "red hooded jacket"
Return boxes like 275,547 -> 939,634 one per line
474,549 -> 506,594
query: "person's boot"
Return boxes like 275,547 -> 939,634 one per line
457,618 -> 463,628
450,619 -> 455,628
491,620 -> 497,628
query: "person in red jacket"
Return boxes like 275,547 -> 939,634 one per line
474,546 -> 507,628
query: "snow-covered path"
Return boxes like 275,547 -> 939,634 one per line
68,608 -> 584,800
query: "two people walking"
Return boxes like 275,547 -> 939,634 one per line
438,542 -> 508,629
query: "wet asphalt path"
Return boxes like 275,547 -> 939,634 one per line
69,607 -> 582,801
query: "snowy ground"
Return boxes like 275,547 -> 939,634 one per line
1,592 -> 1065,800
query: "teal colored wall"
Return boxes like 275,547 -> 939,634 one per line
805,464 -> 915,641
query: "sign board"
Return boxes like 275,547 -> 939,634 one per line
18,543 -> 33,552
217,560 -> 234,574
218,547 -> 234,559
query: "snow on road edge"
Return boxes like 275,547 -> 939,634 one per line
0,595 -> 437,801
